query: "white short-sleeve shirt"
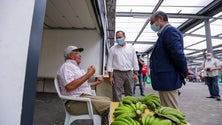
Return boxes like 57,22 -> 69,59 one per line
57,60 -> 92,97
201,58 -> 221,77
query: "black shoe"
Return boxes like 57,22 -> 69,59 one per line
206,96 -> 215,98
141,94 -> 145,96
216,98 -> 221,101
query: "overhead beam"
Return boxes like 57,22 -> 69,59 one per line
132,0 -> 164,45
184,33 -> 222,39
186,44 -> 222,55
178,0 -> 222,33
116,12 -> 213,19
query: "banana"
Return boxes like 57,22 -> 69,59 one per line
115,116 -> 134,125
122,96 -> 140,104
125,104 -> 136,111
135,120 -> 140,125
114,106 -> 132,112
143,94 -> 159,101
111,120 -> 129,125
113,110 -> 125,117
130,103 -> 137,111
145,115 -> 151,125
157,107 -> 168,114
118,101 -> 124,107
124,116 -> 137,125
160,119 -> 173,125
166,114 -> 181,125
141,117 -> 146,125
145,101 -> 156,111
147,115 -> 156,125
150,116 -> 161,125
180,119 -> 187,125
140,104 -> 148,112
151,98 -> 161,108
122,99 -> 133,105
116,112 -> 136,119
135,102 -> 141,110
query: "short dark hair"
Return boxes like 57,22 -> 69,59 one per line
154,11 -> 168,22
116,30 -> 125,37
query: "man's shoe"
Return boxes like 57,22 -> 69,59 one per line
141,94 -> 145,96
206,96 -> 215,98
216,98 -> 221,101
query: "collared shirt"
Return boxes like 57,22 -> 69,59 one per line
106,44 -> 139,72
57,59 -> 92,97
201,58 -> 221,77
157,23 -> 169,36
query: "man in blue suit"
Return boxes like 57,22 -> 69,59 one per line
149,11 -> 192,109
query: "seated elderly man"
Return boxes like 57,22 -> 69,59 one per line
56,45 -> 111,125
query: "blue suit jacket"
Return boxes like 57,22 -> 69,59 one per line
150,24 -> 188,91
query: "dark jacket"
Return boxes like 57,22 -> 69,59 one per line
150,24 -> 188,91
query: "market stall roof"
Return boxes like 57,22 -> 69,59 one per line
115,0 -> 222,67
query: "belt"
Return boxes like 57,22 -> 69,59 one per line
113,70 -> 131,72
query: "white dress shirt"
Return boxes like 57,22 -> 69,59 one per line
106,44 -> 139,72
57,60 -> 92,97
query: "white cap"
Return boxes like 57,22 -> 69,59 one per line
64,46 -> 84,58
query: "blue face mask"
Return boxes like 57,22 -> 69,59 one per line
116,38 -> 124,45
151,24 -> 160,32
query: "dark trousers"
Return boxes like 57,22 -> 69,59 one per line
204,76 -> 220,98
133,73 -> 144,95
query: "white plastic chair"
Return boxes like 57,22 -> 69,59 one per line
54,78 -> 101,125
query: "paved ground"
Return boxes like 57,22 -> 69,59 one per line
34,82 -> 222,125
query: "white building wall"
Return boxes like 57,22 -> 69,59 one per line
0,0 -> 35,124
38,29 -> 102,78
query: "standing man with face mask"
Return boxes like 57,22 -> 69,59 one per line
149,11 -> 192,109
201,52 -> 221,101
107,30 -> 139,102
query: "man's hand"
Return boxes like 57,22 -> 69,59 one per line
95,75 -> 104,85
133,74 -> 138,81
186,69 -> 194,78
109,77 -> 114,86
87,65 -> 95,76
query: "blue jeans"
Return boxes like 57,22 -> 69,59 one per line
204,76 -> 220,98
133,73 -> 144,95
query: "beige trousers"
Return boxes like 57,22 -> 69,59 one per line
65,94 -> 111,125
159,89 -> 179,109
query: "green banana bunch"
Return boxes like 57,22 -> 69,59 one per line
113,105 -> 136,118
111,116 -> 140,125
121,96 -> 140,104
157,106 -> 187,125
141,94 -> 161,111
